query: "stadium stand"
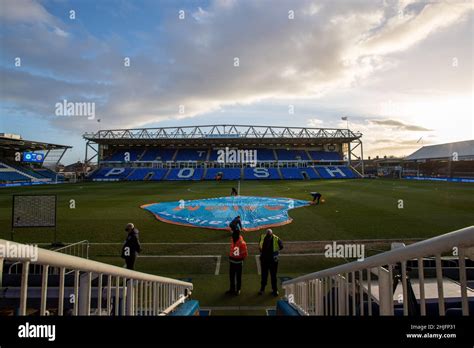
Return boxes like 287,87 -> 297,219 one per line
127,168 -> 168,181
83,126 -> 365,181
275,149 -> 310,161
308,150 -> 342,161
175,149 -> 209,161
89,167 -> 133,181
140,148 -> 176,161
204,168 -> 241,180
316,166 -> 356,179
280,167 -> 320,180
244,167 -> 280,180
166,168 -> 204,180
105,149 -> 144,162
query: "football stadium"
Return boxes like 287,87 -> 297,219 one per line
1,125 -> 473,319
1,0 -> 473,345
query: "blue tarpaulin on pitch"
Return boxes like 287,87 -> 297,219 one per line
141,196 -> 310,231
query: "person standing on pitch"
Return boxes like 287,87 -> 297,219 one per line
121,223 -> 142,270
231,187 -> 238,196
258,229 -> 283,296
226,231 -> 248,295
229,215 -> 242,234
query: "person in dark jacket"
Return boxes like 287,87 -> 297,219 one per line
310,192 -> 322,204
229,215 -> 242,234
258,229 -> 283,296
231,187 -> 238,196
121,223 -> 142,270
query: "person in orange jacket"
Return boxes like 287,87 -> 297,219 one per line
226,231 -> 248,295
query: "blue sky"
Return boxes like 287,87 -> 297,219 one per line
0,0 -> 472,164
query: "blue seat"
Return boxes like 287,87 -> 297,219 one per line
276,300 -> 300,316
205,168 -> 241,180
316,166 -> 353,179
0,171 -> 31,182
275,149 -> 309,161
280,168 -> 319,180
140,148 -> 176,161
170,300 -> 200,316
166,168 -> 204,180
89,167 -> 133,180
256,149 -> 276,161
244,167 -> 280,180
308,151 -> 342,161
105,149 -> 143,162
127,168 -> 167,181
175,149 -> 208,161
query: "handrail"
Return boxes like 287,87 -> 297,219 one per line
281,226 -> 474,316
0,239 -> 193,316
282,226 -> 474,286
8,240 -> 90,274
1,239 -> 192,287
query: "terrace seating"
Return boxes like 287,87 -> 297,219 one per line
140,148 -> 176,162
127,168 -> 168,181
256,149 -> 276,161
204,168 -> 241,180
315,166 -> 356,179
0,171 -> 31,182
280,167 -> 319,180
89,167 -> 133,180
308,151 -> 342,161
275,149 -> 310,161
105,149 -> 143,162
166,168 -> 204,180
174,149 -> 208,161
244,167 -> 280,180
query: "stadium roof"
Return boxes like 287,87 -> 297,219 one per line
0,135 -> 72,151
83,124 -> 362,146
405,140 -> 474,161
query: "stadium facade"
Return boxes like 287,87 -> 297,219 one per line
403,140 -> 474,181
82,125 -> 364,181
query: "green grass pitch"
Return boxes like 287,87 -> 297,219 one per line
1,179 -> 473,313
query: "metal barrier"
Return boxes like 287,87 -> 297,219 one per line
8,240 -> 90,275
282,226 -> 474,316
0,239 -> 193,316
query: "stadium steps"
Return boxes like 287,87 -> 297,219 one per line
125,168 -> 138,180
203,166 -> 208,179
171,149 -> 178,161
205,149 -> 211,162
310,167 -> 321,178
272,149 -> 278,161
305,150 -> 312,161
0,161 -> 44,182
136,149 -> 147,161
276,167 -> 283,179
240,167 -> 245,179
163,168 -> 172,180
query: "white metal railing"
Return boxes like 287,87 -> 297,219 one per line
282,226 -> 474,316
8,240 -> 90,275
0,239 -> 193,316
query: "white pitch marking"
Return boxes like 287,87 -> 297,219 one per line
215,256 -> 221,275
255,255 -> 261,275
